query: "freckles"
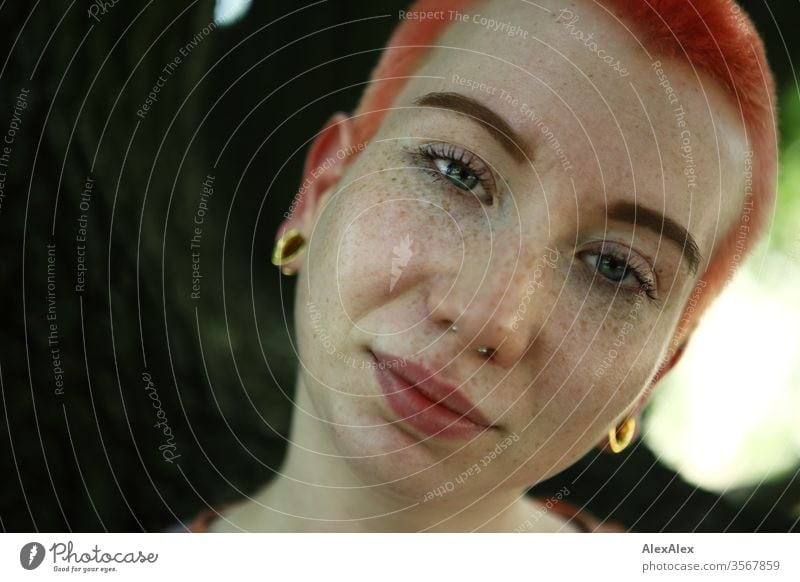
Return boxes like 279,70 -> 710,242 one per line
554,302 -> 617,346
375,202 -> 411,229
598,315 -> 626,340
573,314 -> 592,338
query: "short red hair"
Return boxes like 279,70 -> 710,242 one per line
346,0 -> 778,366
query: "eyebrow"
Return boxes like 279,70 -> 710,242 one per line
607,201 -> 702,274
413,92 -> 528,163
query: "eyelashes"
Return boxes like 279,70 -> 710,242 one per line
410,141 -> 496,205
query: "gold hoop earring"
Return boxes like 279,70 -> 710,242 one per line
608,416 -> 636,453
271,228 -> 306,275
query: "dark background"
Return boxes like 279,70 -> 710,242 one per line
0,0 -> 798,532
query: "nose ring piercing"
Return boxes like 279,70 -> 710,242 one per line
448,324 -> 492,356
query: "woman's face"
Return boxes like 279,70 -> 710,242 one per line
289,0 -> 748,501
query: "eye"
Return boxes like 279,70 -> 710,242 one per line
432,157 -> 480,191
413,142 -> 495,204
578,242 -> 658,300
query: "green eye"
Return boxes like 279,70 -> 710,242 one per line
415,142 -> 494,205
435,159 -> 480,191
595,254 -> 631,283
579,245 -> 658,300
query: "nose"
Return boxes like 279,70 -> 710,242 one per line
427,241 -> 556,368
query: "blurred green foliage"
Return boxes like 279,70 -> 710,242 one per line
774,85 -> 800,253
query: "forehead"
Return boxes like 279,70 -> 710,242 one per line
386,0 -> 748,265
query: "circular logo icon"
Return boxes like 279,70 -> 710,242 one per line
20,542 -> 46,570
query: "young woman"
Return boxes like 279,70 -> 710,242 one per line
185,0 -> 777,532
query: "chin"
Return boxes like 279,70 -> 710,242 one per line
322,399 -> 482,502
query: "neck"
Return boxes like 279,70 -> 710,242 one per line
214,376 -> 563,532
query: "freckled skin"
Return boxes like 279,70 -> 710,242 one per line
238,0 -> 749,532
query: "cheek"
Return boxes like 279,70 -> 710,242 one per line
310,169 -> 475,330
530,294 -> 666,428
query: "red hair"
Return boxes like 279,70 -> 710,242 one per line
345,0 -> 778,369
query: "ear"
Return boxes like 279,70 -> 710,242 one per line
273,112 -> 355,272
635,339 -> 689,412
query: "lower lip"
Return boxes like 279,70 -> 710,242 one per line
373,359 -> 488,440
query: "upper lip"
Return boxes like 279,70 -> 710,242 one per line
371,349 -> 494,428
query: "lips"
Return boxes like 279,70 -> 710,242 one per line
371,349 -> 494,439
